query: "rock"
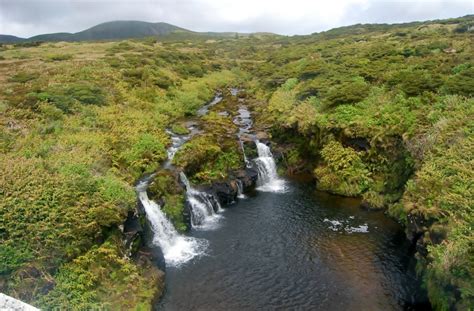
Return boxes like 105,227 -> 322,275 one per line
0,293 -> 39,311
212,181 -> 237,204
182,201 -> 192,230
443,47 -> 456,54
235,166 -> 258,190
256,131 -> 269,140
240,133 -> 254,142
123,210 -> 144,257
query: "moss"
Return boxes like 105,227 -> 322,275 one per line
162,194 -> 187,232
171,123 -> 190,135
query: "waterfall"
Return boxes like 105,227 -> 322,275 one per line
236,179 -> 246,199
136,180 -> 207,266
238,136 -> 251,168
180,172 -> 222,229
254,141 -> 286,192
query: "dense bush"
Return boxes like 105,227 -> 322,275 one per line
45,54 -> 73,61
324,78 -> 370,108
314,139 -> 372,196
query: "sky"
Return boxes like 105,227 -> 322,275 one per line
0,0 -> 473,37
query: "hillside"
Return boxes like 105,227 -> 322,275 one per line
0,35 -> 25,43
0,20 -> 273,43
0,21 -> 191,43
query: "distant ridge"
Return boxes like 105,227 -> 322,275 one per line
0,20 -> 199,43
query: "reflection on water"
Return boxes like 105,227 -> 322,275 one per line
157,178 -> 429,310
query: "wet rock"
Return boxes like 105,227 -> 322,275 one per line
406,212 -> 429,242
209,193 -> 222,212
236,166 -> 258,190
212,181 -> 237,204
123,210 -> 144,256
182,201 -> 192,230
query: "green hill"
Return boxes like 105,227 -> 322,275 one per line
1,21 -> 191,43
0,20 -> 277,43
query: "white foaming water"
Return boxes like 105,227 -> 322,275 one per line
136,181 -> 207,266
323,218 -> 369,233
238,137 -> 251,168
254,141 -> 286,192
180,172 -> 223,230
236,179 -> 247,199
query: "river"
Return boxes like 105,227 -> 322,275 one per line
156,177 -> 427,310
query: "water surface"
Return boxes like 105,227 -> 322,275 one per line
158,179 -> 427,310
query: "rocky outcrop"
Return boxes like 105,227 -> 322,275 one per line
236,166 -> 258,190
0,294 -> 39,311
211,181 -> 237,204
210,165 -> 259,205
123,210 -> 144,257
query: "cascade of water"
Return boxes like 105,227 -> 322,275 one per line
254,140 -> 286,192
238,136 -> 251,168
180,172 -> 222,229
197,93 -> 223,116
136,180 -> 207,266
236,179 -> 246,199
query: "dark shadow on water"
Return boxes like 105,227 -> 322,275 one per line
156,178 -> 430,311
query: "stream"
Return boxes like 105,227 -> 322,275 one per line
137,90 -> 427,310
157,179 -> 425,310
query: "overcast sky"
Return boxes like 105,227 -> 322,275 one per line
1,0 -> 473,37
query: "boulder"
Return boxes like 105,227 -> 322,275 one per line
212,181 -> 237,204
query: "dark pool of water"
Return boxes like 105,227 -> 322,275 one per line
157,179 -> 429,311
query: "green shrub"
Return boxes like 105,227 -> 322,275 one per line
8,72 -> 39,83
171,123 -> 190,135
443,67 -> 474,96
173,136 -> 221,175
46,54 -> 73,61
120,134 -> 167,175
37,237 -> 163,309
388,69 -> 442,96
324,79 -> 370,109
65,83 -> 106,106
314,139 -> 372,196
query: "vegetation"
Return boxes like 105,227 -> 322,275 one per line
0,15 -> 472,310
173,109 -> 243,183
249,16 -> 473,310
0,37 -> 241,308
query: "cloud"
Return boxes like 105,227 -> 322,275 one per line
0,0 -> 472,37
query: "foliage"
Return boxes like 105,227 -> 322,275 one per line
0,15 -> 472,310
315,139 -> 371,196
8,72 -> 39,83
37,236 -> 163,309
250,17 -> 473,309
171,123 -> 190,135
120,133 -> 167,176
0,36 -> 240,308
45,54 -> 73,61
324,78 -> 370,109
